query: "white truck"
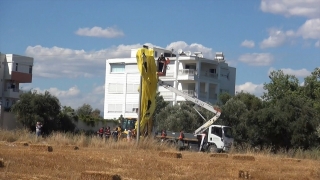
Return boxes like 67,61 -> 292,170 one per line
155,80 -> 234,153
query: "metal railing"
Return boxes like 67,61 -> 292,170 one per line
160,92 -> 173,98
178,69 -> 197,75
160,72 -> 174,78
181,90 -> 195,96
199,72 -> 218,79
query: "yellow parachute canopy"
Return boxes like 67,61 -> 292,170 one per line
135,48 -> 158,132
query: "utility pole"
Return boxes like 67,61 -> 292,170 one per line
0,52 -> 4,128
136,75 -> 142,143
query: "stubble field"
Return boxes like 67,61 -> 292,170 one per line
0,131 -> 320,180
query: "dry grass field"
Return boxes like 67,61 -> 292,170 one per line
0,130 -> 320,180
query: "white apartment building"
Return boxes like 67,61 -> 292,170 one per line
0,53 -> 34,129
104,47 -> 236,119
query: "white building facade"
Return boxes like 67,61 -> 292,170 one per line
0,53 -> 34,129
104,47 -> 236,119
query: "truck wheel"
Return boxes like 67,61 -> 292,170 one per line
208,144 -> 218,153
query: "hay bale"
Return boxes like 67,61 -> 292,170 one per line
159,151 -> 182,159
232,155 -> 255,161
29,144 -> 53,152
80,171 -> 121,180
238,170 -> 251,179
281,158 -> 301,162
62,145 -> 79,150
0,158 -> 4,167
13,142 -> 29,146
210,153 -> 229,158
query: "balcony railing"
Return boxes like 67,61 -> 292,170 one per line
160,92 -> 173,99
4,89 -> 22,99
181,90 -> 195,97
178,69 -> 197,75
160,72 -> 174,79
199,72 -> 218,79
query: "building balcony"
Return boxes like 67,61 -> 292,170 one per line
4,89 -> 22,99
159,72 -> 174,80
5,71 -> 32,83
181,90 -> 196,97
177,69 -> 197,80
199,72 -> 218,79
160,91 -> 173,99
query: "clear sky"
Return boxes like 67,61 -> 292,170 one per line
1,0 -> 319,112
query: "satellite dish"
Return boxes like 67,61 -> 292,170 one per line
185,51 -> 191,56
197,54 -> 203,58
178,49 -> 183,55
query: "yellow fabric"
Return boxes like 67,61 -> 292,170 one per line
135,48 -> 157,132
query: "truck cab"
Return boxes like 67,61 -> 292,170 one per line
204,125 -> 233,152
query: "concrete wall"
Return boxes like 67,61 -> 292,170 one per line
0,110 -> 119,133
1,112 -> 23,130
74,120 -> 119,132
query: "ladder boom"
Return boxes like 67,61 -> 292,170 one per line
158,80 -> 220,114
158,80 -> 221,134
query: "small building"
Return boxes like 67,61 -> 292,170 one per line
0,52 -> 34,129
104,47 -> 236,119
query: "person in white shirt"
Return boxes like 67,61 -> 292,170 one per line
36,122 -> 43,137
127,129 -> 132,142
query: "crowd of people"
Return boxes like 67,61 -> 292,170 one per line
96,126 -> 136,142
34,122 -> 136,142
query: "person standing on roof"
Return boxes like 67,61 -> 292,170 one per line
157,53 -> 166,73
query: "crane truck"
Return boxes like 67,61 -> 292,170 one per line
154,80 -> 233,153
121,46 -> 233,153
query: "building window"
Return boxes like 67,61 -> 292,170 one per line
126,84 -> 139,93
108,104 -> 122,113
154,51 -> 158,57
209,69 -> 216,74
5,99 -> 9,107
108,83 -> 123,93
110,64 -> 125,73
29,66 -> 32,74
125,104 -> 139,113
15,63 -> 18,71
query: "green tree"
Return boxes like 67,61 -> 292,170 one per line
11,90 -> 61,133
263,70 -> 300,103
153,92 -> 169,129
218,92 -> 232,105
155,102 -> 205,133
75,104 -> 103,126
56,106 -> 77,132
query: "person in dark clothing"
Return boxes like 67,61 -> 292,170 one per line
178,130 -> 185,150
157,53 -> 166,72
105,126 -> 111,140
